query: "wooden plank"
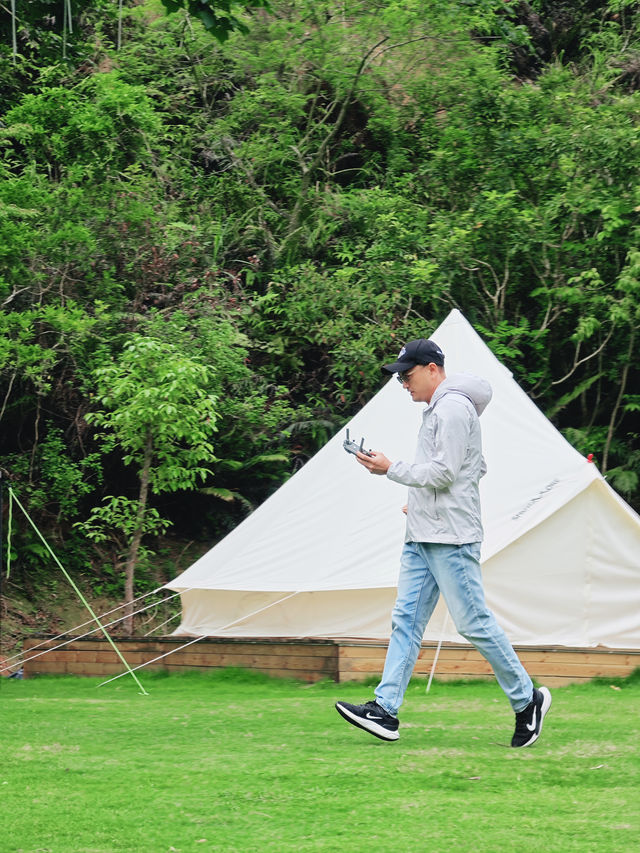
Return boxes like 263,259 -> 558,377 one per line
189,652 -> 336,672
339,644 -> 639,664
25,654 -> 337,682
515,650 -> 640,665
526,663 -> 637,677
339,645 -> 388,659
338,642 -> 640,659
69,649 -> 338,670
24,638 -> 335,656
196,643 -> 335,658
336,642 -> 640,684
24,660 -> 69,674
339,654 -> 639,672
340,659 -> 493,676
194,645 -> 335,660
21,637 -> 640,684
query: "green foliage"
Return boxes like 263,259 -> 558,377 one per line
0,2 -> 120,112
1,425 -> 102,592
607,464 -> 640,496
132,305 -> 304,498
4,72 -> 163,178
75,495 -> 172,595
2,0 -> 640,611
160,0 -> 271,41
16,426 -> 101,518
80,334 -> 220,613
87,335 -> 218,493
78,495 -> 172,543
0,300 -> 97,393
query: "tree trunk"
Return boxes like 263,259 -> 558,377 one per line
123,431 -> 153,635
277,37 -> 388,262
602,328 -> 635,474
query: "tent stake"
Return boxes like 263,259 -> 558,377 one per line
426,610 -> 449,693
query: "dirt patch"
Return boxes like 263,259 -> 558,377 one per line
0,583 -> 122,662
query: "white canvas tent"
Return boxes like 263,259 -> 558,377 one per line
167,309 -> 640,649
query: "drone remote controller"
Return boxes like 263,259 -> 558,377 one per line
343,429 -> 374,457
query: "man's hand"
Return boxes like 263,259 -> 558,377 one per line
356,450 -> 392,475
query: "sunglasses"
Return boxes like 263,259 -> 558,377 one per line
397,367 -> 418,384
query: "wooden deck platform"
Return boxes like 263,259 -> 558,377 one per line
21,636 -> 640,686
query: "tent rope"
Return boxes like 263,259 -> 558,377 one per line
0,585 -> 167,667
6,487 -> 148,694
97,591 -> 301,688
143,612 -> 180,636
0,590 -> 182,676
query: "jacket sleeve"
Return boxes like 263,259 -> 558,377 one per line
386,400 -> 470,489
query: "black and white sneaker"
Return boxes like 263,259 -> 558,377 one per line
511,686 -> 552,747
335,699 -> 400,741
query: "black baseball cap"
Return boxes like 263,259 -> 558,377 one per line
382,338 -> 445,374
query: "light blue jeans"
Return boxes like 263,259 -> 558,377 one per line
375,541 -> 533,715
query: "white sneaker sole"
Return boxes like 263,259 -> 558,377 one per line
520,686 -> 552,747
335,702 -> 400,741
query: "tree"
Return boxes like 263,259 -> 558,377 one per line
82,335 -> 218,633
159,0 -> 270,41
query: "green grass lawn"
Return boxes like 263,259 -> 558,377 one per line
1,668 -> 638,853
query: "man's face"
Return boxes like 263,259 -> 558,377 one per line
399,363 -> 444,403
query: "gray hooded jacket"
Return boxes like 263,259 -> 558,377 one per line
386,373 -> 492,545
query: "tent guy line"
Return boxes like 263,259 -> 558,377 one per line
143,612 -> 181,636
2,567 -> 304,673
4,476 -> 297,676
97,634 -> 207,688
6,486 -> 148,694
96,590 -> 302,688
0,584 -> 168,668
0,589 -> 182,676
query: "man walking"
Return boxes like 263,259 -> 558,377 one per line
335,338 -> 551,747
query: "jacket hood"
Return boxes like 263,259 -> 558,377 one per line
431,372 -> 492,416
